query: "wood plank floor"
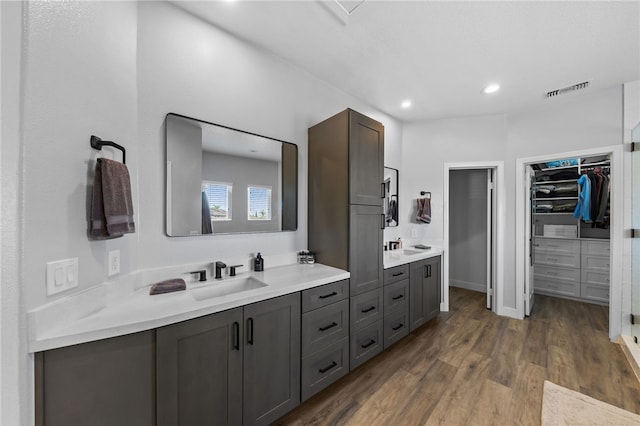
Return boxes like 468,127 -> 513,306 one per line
277,287 -> 640,426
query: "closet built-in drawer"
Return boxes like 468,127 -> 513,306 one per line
301,336 -> 349,402
581,240 -> 610,256
581,254 -> 610,272
302,279 -> 349,313
383,279 -> 408,314
534,265 -> 580,283
534,238 -> 580,254
534,250 -> 580,269
384,264 -> 409,285
581,269 -> 610,287
350,287 -> 383,331
581,283 -> 609,304
301,299 -> 349,356
534,277 -> 580,298
350,320 -> 383,370
383,310 -> 409,349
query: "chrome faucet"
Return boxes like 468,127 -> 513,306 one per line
215,261 -> 227,279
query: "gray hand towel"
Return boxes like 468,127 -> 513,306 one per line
149,278 -> 186,295
90,158 -> 135,239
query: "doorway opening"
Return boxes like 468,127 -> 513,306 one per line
515,145 -> 624,341
443,162 -> 504,314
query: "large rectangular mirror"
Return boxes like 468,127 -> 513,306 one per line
166,113 -> 298,236
384,166 -> 399,227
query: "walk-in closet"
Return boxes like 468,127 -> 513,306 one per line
531,155 -> 611,305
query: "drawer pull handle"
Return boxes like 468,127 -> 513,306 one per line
392,272 -> 404,277
392,323 -> 404,331
362,306 -> 376,313
319,361 -> 338,374
319,322 -> 338,332
319,291 -> 338,299
392,294 -> 404,300
361,339 -> 376,349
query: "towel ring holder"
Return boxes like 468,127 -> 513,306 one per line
91,135 -> 126,164
420,191 -> 431,199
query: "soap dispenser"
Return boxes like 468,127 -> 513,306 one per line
254,252 -> 264,272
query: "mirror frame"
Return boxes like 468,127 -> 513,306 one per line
384,166 -> 399,227
165,112 -> 298,236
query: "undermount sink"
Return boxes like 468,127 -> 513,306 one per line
191,276 -> 267,301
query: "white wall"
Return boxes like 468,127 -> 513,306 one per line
401,86 -> 623,311
135,1 -> 402,272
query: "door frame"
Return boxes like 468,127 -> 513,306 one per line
443,161 -> 505,314
515,145 -> 624,341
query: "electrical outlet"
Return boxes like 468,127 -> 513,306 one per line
411,228 -> 418,238
108,250 -> 120,276
46,258 -> 78,296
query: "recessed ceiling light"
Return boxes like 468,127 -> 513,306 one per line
482,84 -> 500,94
401,100 -> 412,109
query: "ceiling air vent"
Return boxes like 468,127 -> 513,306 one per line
545,81 -> 590,98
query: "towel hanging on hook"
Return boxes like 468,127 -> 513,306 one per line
90,135 -> 126,164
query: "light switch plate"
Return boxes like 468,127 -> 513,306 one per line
46,258 -> 78,296
411,228 -> 418,238
108,250 -> 120,276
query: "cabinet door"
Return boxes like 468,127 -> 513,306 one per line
36,331 -> 155,426
409,257 -> 442,331
156,308 -> 243,426
424,256 -> 442,322
349,110 -> 384,206
243,293 -> 301,426
349,204 -> 384,295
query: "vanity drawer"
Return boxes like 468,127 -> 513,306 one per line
350,320 -> 383,370
534,265 -> 580,283
581,270 -> 610,286
383,279 -> 409,314
384,264 -> 409,285
350,288 -> 383,331
301,337 -> 349,402
534,277 -> 580,297
383,310 -> 409,349
580,283 -> 609,303
534,238 -> 580,254
581,254 -> 610,272
302,279 -> 349,313
581,240 -> 611,256
534,250 -> 580,269
302,299 -> 349,356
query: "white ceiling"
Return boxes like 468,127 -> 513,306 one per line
175,0 -> 640,122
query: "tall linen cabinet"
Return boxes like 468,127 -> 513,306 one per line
308,109 -> 385,370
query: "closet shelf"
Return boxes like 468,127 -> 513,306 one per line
535,197 -> 578,201
534,179 -> 578,185
539,164 -> 579,172
533,212 -> 575,215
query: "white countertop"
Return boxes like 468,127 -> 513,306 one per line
28,263 -> 349,353
383,245 -> 443,269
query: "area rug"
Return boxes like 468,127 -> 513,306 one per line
541,380 -> 640,425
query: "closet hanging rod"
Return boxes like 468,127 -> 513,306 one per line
90,135 -> 126,164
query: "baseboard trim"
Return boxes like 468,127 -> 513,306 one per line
620,335 -> 640,382
498,306 -> 520,319
449,279 -> 486,293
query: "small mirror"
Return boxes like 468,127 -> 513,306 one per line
166,113 -> 298,236
384,166 -> 399,227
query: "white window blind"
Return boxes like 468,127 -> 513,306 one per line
248,186 -> 271,220
202,181 -> 232,221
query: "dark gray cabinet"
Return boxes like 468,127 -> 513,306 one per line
409,256 -> 442,331
308,109 -> 384,372
35,331 -> 155,426
243,293 -> 301,426
156,308 -> 243,426
157,293 -> 300,426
